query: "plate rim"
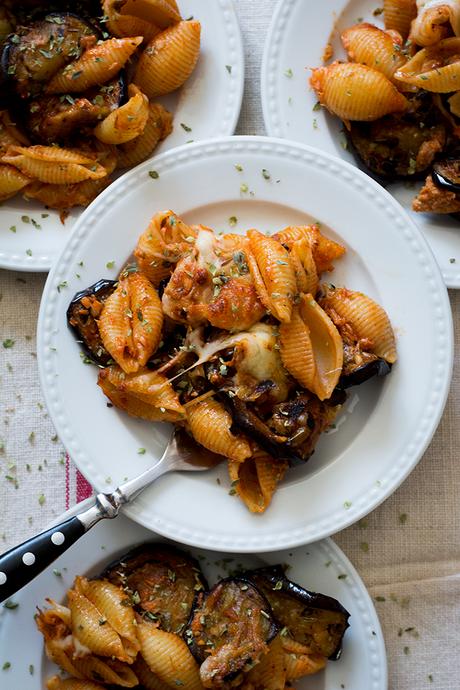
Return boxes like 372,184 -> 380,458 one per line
0,0 -> 245,274
0,503 -> 388,690
260,0 -> 460,289
37,134 -> 453,552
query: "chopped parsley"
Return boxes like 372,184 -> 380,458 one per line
225,65 -> 232,74
284,68 -> 293,78
2,339 -> 14,349
149,170 -> 159,179
3,600 -> 18,610
180,123 -> 192,132
262,168 -> 270,180
138,447 -> 146,454
228,216 -> 237,227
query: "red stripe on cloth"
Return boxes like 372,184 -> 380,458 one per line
65,453 -> 70,511
76,470 -> 93,503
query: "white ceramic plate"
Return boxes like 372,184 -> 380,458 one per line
0,0 -> 244,273
261,0 -> 460,288
0,505 -> 387,690
37,136 -> 453,552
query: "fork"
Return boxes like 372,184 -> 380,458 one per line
0,429 -> 220,602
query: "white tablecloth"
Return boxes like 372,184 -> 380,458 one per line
0,2 -> 459,688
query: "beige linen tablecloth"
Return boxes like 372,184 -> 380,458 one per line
0,2 -> 459,688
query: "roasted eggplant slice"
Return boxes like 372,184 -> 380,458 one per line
223,393 -> 342,464
67,279 -> 116,366
432,158 -> 460,194
347,92 -> 447,182
2,13 -> 98,98
103,543 -> 207,635
185,577 -> 279,687
242,565 -> 350,660
26,73 -> 126,142
340,358 -> 391,389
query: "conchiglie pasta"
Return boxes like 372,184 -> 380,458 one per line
0,164 -> 31,200
74,576 -> 139,660
98,365 -> 185,421
228,450 -> 288,513
23,177 -> 111,209
136,622 -> 203,690
341,23 -> 407,81
134,210 -> 196,285
103,0 -> 161,41
134,20 -> 201,97
98,271 -> 163,373
245,635 -> 287,690
394,37 -> 460,91
117,102 -> 172,168
1,145 -> 107,184
246,229 -> 297,323
67,589 -> 128,660
279,305 -> 316,392
281,637 -> 327,680
47,677 -> 106,690
46,37 -> 143,94
274,223 -> 346,273
94,84 -> 149,144
71,657 -> 138,687
290,237 -> 318,295
320,286 -> 397,363
186,397 -> 251,462
310,62 -> 409,121
384,0 -> 417,38
410,0 -> 460,46
120,0 -> 181,28
132,656 -> 172,690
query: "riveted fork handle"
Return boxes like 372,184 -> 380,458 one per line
0,493 -> 120,602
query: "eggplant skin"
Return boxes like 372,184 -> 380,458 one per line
2,13 -> 98,98
339,358 -> 391,389
67,279 -> 116,366
242,565 -> 350,660
26,74 -> 126,143
185,577 -> 279,685
102,543 -> 208,635
432,159 -> 460,194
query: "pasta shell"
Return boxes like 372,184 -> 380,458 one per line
245,635 -> 287,690
279,305 -> 316,392
120,0 -> 181,27
71,657 -> 138,687
186,397 -> 251,462
136,622 -> 203,690
1,145 -> 107,184
23,177 -> 111,209
67,589 -> 127,660
281,637 -> 327,680
99,365 -> 185,421
134,20 -> 201,97
117,102 -> 172,168
98,272 -> 163,373
274,224 -> 346,273
0,164 -> 31,200
132,656 -> 171,690
410,0 -> 460,46
319,286 -> 397,363
341,23 -> 407,82
394,37 -> 460,91
384,0 -> 417,39
299,293 -> 343,400
47,677 -> 106,690
290,237 -> 318,295
46,37 -> 143,94
75,577 -> 139,661
94,84 -> 149,144
103,0 -> 160,41
246,229 -> 297,323
228,450 -> 288,513
134,210 -> 196,285
310,61 -> 409,121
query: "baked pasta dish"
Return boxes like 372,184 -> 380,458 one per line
311,0 -> 460,215
37,543 -> 350,689
67,211 -> 397,513
0,0 -> 200,212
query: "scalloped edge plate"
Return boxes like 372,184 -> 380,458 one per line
37,136 -> 453,552
261,0 -> 460,288
0,504 -> 387,690
0,0 -> 244,272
